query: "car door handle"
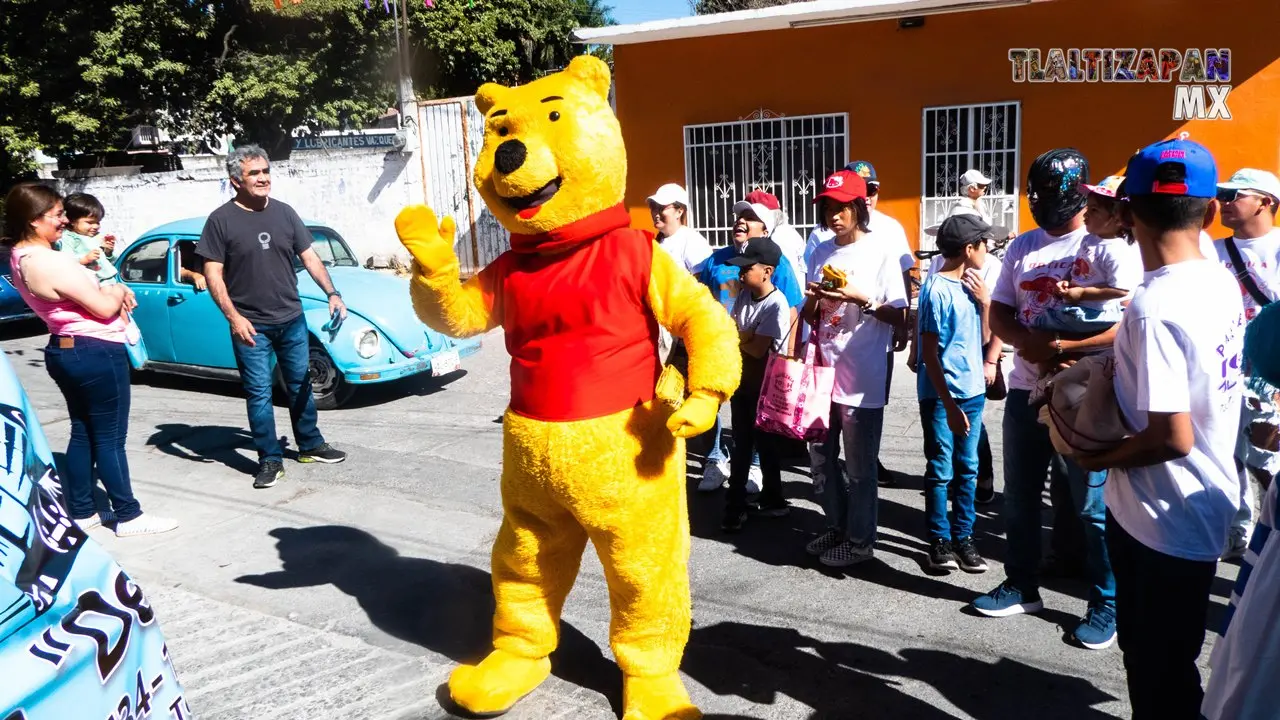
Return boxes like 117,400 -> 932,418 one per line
168,294 -> 186,305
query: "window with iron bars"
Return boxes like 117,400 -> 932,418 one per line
920,102 -> 1021,252
684,111 -> 849,247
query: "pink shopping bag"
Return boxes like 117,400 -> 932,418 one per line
755,326 -> 834,442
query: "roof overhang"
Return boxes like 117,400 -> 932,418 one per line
575,0 -> 1051,46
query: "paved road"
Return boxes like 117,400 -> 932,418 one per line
1,320 -> 1241,719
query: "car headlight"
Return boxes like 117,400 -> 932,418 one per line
354,328 -> 380,359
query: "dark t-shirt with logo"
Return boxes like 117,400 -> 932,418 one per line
197,199 -> 313,325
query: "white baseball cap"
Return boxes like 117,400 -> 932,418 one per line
732,201 -> 777,234
1218,169 -> 1280,202
960,169 -> 992,187
647,183 -> 689,207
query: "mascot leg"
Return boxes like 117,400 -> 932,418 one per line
552,402 -> 701,720
448,412 -> 590,716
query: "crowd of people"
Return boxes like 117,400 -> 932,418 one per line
647,140 -> 1279,719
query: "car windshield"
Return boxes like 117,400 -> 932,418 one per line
294,227 -> 360,271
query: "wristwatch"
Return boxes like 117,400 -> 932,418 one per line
327,290 -> 342,299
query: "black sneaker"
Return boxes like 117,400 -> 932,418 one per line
721,509 -> 747,533
298,443 -> 347,464
928,539 -> 958,571
749,500 -> 792,518
254,460 -> 284,489
954,536 -> 989,573
975,478 -> 996,505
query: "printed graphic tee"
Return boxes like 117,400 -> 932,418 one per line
733,288 -> 789,354
1106,259 -> 1246,561
806,237 -> 909,408
197,199 -> 313,325
1214,227 -> 1280,323
991,226 -> 1091,391
1067,235 -> 1144,311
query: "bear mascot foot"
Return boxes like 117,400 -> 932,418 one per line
447,649 -> 551,717
622,673 -> 703,720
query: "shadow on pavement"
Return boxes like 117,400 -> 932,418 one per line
235,525 -> 624,717
340,369 -> 467,410
684,620 -> 1121,720
146,423 -> 261,476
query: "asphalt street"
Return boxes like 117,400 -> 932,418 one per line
0,319 -> 1243,719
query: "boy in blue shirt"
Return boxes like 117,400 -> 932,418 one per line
917,214 -> 994,573
695,200 -> 803,491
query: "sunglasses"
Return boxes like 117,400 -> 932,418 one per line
1217,188 -> 1273,204
866,184 -> 880,197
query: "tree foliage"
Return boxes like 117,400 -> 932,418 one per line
691,0 -> 805,14
0,0 -> 613,184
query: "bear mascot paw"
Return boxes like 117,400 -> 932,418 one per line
395,55 -> 741,719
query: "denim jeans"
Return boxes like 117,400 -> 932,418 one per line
1032,304 -> 1122,333
1107,512 -> 1216,719
921,395 -> 985,542
231,314 -> 324,463
819,404 -> 884,548
44,336 -> 142,522
1003,389 -> 1115,609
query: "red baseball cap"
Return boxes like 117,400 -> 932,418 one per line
744,190 -> 781,210
813,170 -> 868,204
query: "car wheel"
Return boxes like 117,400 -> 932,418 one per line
308,342 -> 354,410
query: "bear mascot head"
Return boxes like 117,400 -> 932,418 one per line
395,55 -> 740,720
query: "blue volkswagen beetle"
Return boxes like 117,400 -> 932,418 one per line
117,217 -> 480,409
0,248 -> 37,324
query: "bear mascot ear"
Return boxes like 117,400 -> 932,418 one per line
564,55 -> 612,103
475,82 -> 509,115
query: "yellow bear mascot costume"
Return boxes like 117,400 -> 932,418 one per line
394,56 -> 741,719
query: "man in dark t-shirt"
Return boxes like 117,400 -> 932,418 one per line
198,144 -> 348,488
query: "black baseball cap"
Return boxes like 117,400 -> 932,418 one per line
936,215 -> 994,255
727,236 -> 783,268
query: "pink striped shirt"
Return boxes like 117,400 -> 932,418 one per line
10,247 -> 127,343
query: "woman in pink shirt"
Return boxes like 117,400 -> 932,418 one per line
3,183 -> 176,537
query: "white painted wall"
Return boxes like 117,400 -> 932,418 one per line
51,146 -> 427,263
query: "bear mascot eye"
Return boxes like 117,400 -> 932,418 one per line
549,111 -> 561,122
498,127 -> 510,137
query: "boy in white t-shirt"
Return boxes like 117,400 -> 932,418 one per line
1213,168 -> 1280,559
801,169 -> 908,567
1073,138 -> 1245,718
1032,175 -> 1144,334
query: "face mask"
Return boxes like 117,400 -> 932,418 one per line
1027,148 -> 1090,229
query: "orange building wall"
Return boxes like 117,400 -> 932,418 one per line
613,0 -> 1280,251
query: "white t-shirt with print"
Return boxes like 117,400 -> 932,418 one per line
733,288 -> 789,354
806,237 -> 909,408
1106,259 -> 1246,562
1068,235 -> 1144,311
992,226 -> 1091,391
658,226 -> 713,275
1214,227 -> 1280,323
806,210 -> 915,275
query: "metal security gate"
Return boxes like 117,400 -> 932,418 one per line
920,102 -> 1021,252
685,111 -> 848,247
418,97 -> 508,275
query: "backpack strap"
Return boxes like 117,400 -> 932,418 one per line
1223,237 -> 1273,308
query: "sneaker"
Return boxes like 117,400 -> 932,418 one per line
975,478 -> 996,505
928,539 -> 959,571
1073,605 -> 1117,650
254,460 -> 284,489
820,541 -> 874,567
720,509 -> 747,533
114,514 -> 179,537
298,443 -> 347,464
749,500 -> 792,518
698,460 -> 729,492
72,510 -> 117,532
1222,525 -> 1250,561
746,464 -> 763,495
805,529 -> 843,556
971,581 -> 1043,617
954,537 -> 989,573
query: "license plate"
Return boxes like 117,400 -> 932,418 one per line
430,350 -> 461,376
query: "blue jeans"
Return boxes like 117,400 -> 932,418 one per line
921,395 -> 985,541
1003,389 -> 1115,609
44,336 -> 142,522
231,315 -> 324,464
1032,303 -> 1121,333
819,404 -> 884,548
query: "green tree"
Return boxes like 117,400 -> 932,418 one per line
691,0 -> 803,14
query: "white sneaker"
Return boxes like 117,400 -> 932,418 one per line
746,465 -> 763,495
72,510 -> 117,532
698,460 -> 729,492
115,514 -> 179,537
1222,525 -> 1250,561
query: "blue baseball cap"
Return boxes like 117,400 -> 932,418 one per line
1122,138 -> 1218,198
845,160 -> 878,185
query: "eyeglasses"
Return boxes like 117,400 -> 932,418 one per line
42,210 -> 67,221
